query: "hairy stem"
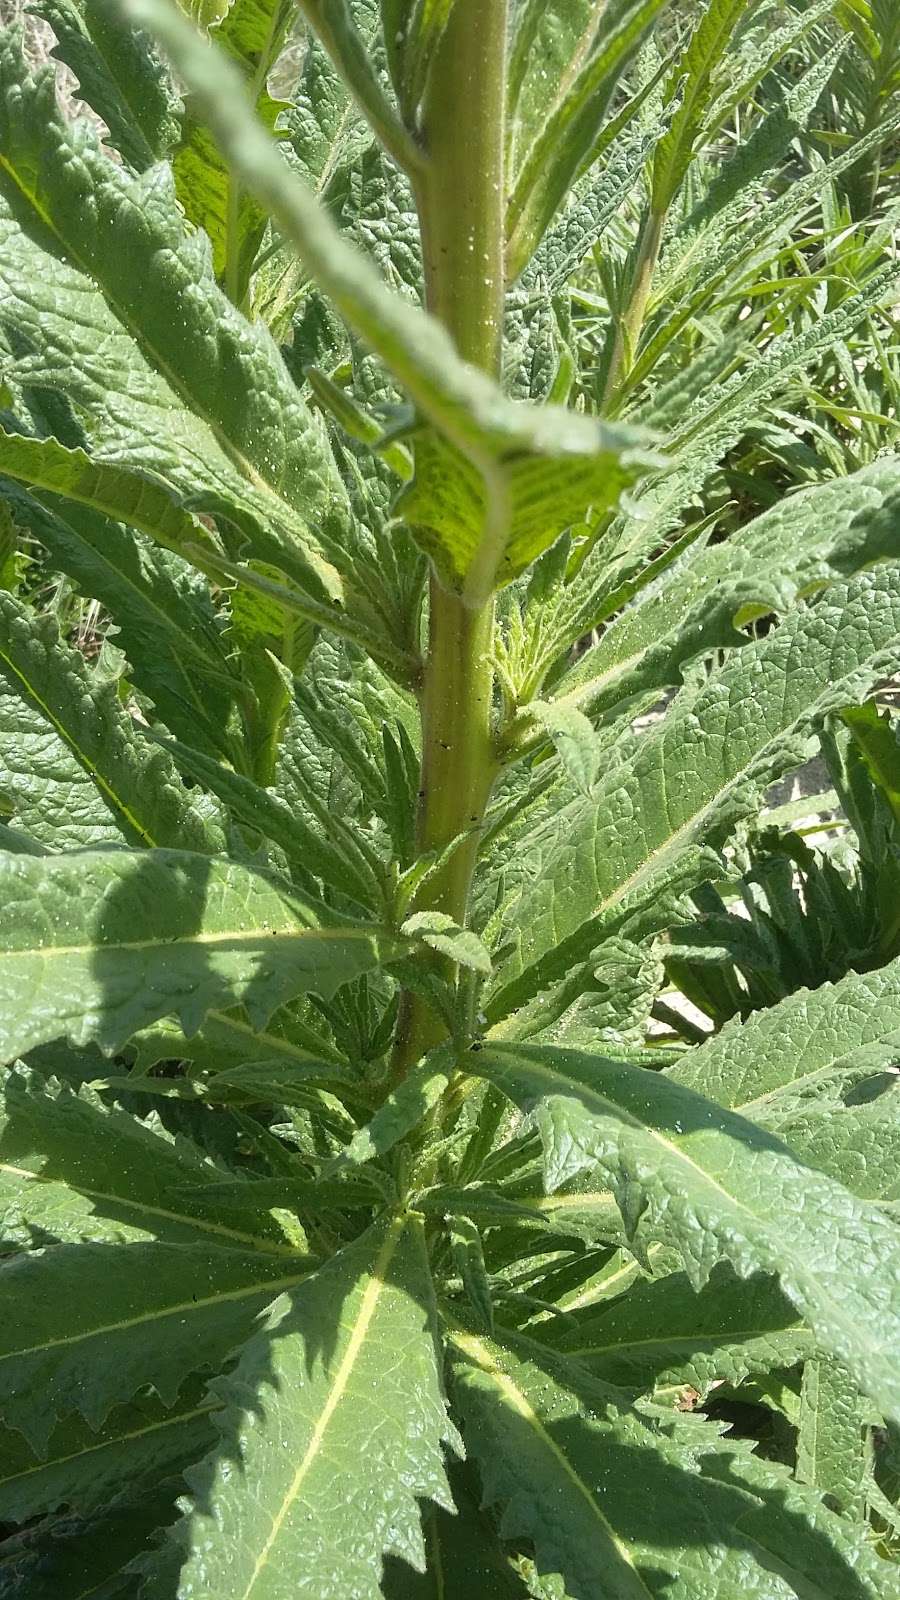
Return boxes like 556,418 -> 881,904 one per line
391,0 -> 508,1078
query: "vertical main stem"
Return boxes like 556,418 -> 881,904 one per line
391,0 -> 508,1078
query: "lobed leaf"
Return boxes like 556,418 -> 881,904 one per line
0,1240 -> 313,1450
470,1041 -> 900,1425
0,847 -> 400,1060
0,1062 -> 295,1252
450,1325 -> 899,1600
145,1213 -> 456,1599
487,567 -> 900,1020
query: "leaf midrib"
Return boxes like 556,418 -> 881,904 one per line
0,1263 -> 312,1362
3,924 -> 369,960
451,1327 -> 655,1597
237,1215 -> 405,1600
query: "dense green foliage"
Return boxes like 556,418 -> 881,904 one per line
0,0 -> 899,1594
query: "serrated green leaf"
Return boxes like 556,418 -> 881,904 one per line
0,34 -> 354,604
153,730 -> 383,912
486,568 -> 900,1022
553,1263 -> 813,1397
525,700 -> 601,794
470,1041 -> 900,1425
296,0 -> 423,176
651,0 -> 765,213
0,427 -> 200,553
403,910 -> 493,973
449,1213 -> 494,1332
668,953 -> 900,1124
507,0 -> 668,277
797,1358 -> 873,1518
0,675 -> 122,851
555,456 -> 900,720
449,1325 -> 899,1600
782,1094 -> 900,1205
34,0 -> 180,168
330,1056 -> 450,1172
0,1062 -> 294,1252
0,1240 -> 313,1450
4,482 -> 238,761
0,1383 -> 217,1523
382,1463 -> 527,1598
396,422 -> 660,598
0,847 -> 400,1060
145,1214 -> 455,1599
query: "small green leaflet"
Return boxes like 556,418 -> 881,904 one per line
145,1214 -> 456,1599
0,847 -> 400,1059
330,1056 -> 451,1172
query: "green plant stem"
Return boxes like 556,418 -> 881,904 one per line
391,0 -> 507,1079
604,205 -> 665,406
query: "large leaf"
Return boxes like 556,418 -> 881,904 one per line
0,1382 -> 217,1523
0,847 -> 400,1060
123,0 -> 661,602
553,456 -> 900,719
0,1062 -> 294,1252
470,1042 -> 900,1425
449,1325 -> 899,1600
486,567 -> 900,1021
551,1263 -> 813,1398
0,1240 -> 312,1449
0,428 -> 200,553
144,1214 -> 456,1599
0,590 -> 221,852
668,952 -> 900,1124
